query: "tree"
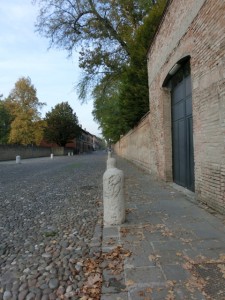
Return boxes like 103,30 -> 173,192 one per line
34,0 -> 156,96
44,102 -> 81,146
118,0 -> 166,127
92,0 -> 166,140
6,77 -> 46,145
34,0 -> 166,141
92,79 -> 128,143
0,98 -> 12,144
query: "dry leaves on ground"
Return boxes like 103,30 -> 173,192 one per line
120,226 -> 144,239
103,245 -> 132,275
80,258 -> 102,300
165,280 -> 176,300
143,223 -> 174,237
148,254 -> 161,264
120,227 -> 131,237
79,245 -> 132,299
181,255 -> 207,295
126,279 -> 135,287
136,287 -> 153,300
125,208 -> 136,214
181,253 -> 225,299
218,264 -> 225,278
105,238 -> 117,245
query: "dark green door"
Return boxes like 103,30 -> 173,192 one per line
171,63 -> 195,191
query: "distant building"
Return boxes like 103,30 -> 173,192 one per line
40,128 -> 103,154
92,135 -> 104,150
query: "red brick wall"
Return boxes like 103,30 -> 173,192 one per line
115,0 -> 225,213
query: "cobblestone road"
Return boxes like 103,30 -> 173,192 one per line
0,152 -> 106,299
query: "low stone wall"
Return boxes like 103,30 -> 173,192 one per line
0,145 -> 71,161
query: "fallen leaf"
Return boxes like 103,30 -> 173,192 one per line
86,274 -> 102,287
123,251 -> 132,257
180,238 -> 193,243
120,227 -> 130,237
126,279 -> 135,287
138,290 -> 145,296
149,254 -> 161,262
106,238 -> 116,245
166,280 -> 176,288
182,262 -> 193,270
218,264 -> 225,278
219,254 -> 225,262
165,290 -> 175,300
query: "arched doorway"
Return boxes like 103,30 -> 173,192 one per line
164,59 -> 195,191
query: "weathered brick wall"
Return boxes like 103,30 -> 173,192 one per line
114,113 -> 158,174
115,0 -> 225,213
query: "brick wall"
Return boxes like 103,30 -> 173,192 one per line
115,0 -> 225,213
114,113 -> 158,174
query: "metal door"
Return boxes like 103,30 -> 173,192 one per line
171,63 -> 195,191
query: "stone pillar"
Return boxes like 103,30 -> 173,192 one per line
16,155 -> 21,164
103,158 -> 125,225
107,157 -> 116,169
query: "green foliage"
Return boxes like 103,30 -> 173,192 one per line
34,0 -> 156,93
0,99 -> 12,144
34,0 -> 166,141
93,0 -> 167,141
44,102 -> 81,147
93,79 -> 129,143
118,0 -> 167,129
5,77 -> 46,145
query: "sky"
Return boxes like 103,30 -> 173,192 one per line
0,0 -> 102,137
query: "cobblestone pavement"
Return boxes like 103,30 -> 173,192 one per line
0,152 -> 106,300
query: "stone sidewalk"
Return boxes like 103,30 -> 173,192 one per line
101,157 -> 225,300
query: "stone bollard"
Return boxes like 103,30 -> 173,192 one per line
107,157 -> 116,169
103,157 -> 125,225
68,152 -> 71,156
50,153 -> 54,159
16,155 -> 21,164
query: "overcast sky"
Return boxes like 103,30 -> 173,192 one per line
0,0 -> 102,136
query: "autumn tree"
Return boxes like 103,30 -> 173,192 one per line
44,102 -> 81,147
6,77 -> 46,145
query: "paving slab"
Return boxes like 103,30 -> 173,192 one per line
101,292 -> 128,300
101,156 -> 225,300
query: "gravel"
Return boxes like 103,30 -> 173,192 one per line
0,152 -> 106,299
